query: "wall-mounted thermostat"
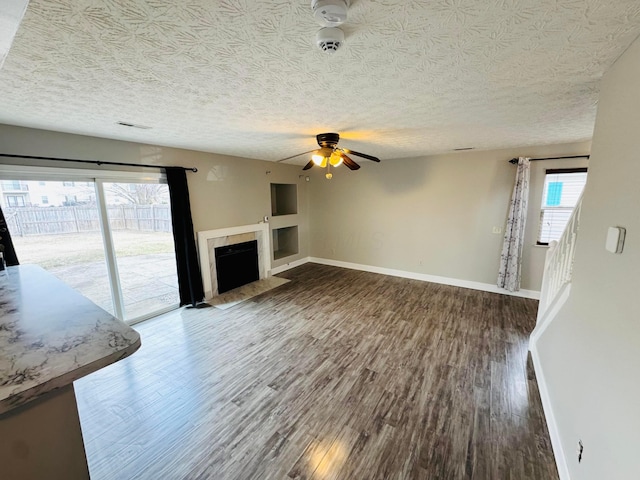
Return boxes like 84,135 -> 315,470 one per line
605,227 -> 626,254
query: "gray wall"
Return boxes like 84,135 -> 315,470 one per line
536,36 -> 640,479
308,142 -> 590,291
0,124 -> 309,269
0,124 -> 592,292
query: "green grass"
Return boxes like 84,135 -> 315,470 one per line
13,230 -> 175,269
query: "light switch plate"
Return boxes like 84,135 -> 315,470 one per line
605,227 -> 625,254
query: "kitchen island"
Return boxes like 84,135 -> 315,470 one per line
0,265 -> 141,480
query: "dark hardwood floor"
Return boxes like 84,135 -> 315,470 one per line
75,263 -> 558,480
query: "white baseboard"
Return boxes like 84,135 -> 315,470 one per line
270,257 -> 311,275
307,257 -> 540,299
530,342 -> 571,480
528,283 -> 572,480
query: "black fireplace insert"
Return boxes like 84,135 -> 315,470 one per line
214,240 -> 259,294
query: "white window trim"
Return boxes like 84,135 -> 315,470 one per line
0,164 -> 165,183
536,169 -> 588,245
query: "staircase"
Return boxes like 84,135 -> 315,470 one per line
529,196 -> 584,480
532,196 -> 583,340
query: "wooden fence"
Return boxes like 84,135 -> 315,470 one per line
4,205 -> 172,236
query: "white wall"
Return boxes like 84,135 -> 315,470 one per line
309,142 -> 590,292
534,36 -> 640,479
0,124 -> 310,270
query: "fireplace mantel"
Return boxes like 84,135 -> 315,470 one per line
197,223 -> 270,299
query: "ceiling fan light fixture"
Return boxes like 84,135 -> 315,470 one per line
329,151 -> 343,166
312,153 -> 324,166
312,147 -> 333,166
292,132 -> 380,175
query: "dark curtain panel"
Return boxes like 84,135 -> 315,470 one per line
165,167 -> 204,307
0,205 -> 19,266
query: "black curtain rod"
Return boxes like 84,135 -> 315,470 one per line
509,155 -> 590,164
0,153 -> 198,172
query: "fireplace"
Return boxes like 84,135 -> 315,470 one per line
214,240 -> 259,294
197,223 -> 271,299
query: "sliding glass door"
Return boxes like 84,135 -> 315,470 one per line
102,182 -> 178,321
0,169 -> 179,323
3,179 -> 115,313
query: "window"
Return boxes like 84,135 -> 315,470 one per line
39,181 -> 46,186
537,168 -> 588,245
6,195 -> 26,207
0,170 -> 180,324
62,181 -> 75,187
2,180 -> 27,191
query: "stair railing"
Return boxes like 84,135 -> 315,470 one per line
536,196 -> 583,323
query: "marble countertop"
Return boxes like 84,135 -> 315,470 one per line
0,265 -> 141,414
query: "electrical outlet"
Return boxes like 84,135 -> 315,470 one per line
492,226 -> 502,234
578,440 -> 584,463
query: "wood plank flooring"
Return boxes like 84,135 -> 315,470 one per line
75,263 -> 558,480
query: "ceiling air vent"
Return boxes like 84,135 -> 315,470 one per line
116,121 -> 151,129
454,147 -> 475,151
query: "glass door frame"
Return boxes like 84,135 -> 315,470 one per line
0,164 -> 180,324
95,179 -> 125,320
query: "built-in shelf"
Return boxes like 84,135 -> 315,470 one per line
271,183 -> 297,216
272,226 -> 299,260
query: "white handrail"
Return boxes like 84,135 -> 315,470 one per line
537,197 -> 583,322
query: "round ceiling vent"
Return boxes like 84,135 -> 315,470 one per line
311,0 -> 349,27
316,27 -> 345,54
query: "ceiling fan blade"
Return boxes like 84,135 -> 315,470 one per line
340,153 -> 360,170
302,160 -> 315,170
340,148 -> 380,162
276,149 -> 317,163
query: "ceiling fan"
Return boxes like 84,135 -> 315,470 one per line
278,133 -> 380,179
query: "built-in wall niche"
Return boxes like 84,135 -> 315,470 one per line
272,226 -> 299,260
270,183 -> 297,216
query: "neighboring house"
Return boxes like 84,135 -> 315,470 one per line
0,180 -> 94,207
0,180 -> 30,208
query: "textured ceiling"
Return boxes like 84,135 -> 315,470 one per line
0,0 -> 640,163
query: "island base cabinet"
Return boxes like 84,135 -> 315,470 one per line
0,384 -> 90,480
